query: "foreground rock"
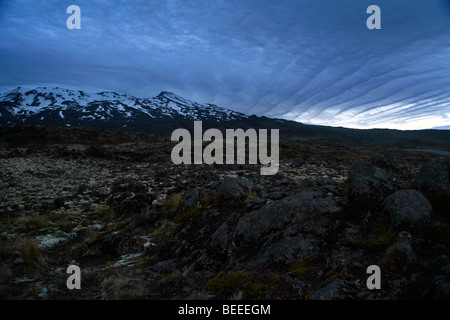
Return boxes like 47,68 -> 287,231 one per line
234,190 -> 342,245
347,160 -> 398,209
348,160 -> 388,182
215,177 -> 254,202
415,159 -> 450,195
382,190 -> 432,229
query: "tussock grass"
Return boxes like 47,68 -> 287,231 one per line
19,238 -> 42,266
288,253 -> 326,280
93,204 -> 117,221
85,227 -> 100,244
162,193 -> 183,212
247,187 -> 257,201
148,219 -> 177,242
0,267 -> 12,284
16,214 -> 47,231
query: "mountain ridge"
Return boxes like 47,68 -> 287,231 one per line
0,86 -> 249,128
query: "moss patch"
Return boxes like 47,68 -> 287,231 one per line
345,231 -> 395,253
288,253 -> 326,280
207,271 -> 284,299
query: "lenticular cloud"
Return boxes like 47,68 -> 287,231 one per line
0,0 -> 449,129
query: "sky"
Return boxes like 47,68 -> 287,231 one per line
1,0 -> 450,130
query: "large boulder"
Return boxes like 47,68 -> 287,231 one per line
382,190 -> 432,229
234,190 -> 342,245
349,179 -> 396,208
370,155 -> 400,173
347,160 -> 397,208
216,177 -> 254,202
415,159 -> 450,195
348,160 -> 388,183
429,276 -> 450,300
245,224 -> 321,267
231,190 -> 342,267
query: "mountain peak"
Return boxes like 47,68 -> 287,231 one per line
0,85 -> 248,128
156,91 -> 182,99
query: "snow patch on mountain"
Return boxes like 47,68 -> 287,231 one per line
0,86 -> 248,126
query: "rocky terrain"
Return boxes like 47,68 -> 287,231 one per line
0,125 -> 449,300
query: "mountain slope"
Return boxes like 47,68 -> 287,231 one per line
0,86 -> 248,129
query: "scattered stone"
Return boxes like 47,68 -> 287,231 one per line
292,158 -> 306,167
394,231 -> 416,267
77,184 -> 89,194
318,177 -> 335,186
111,177 -> 147,194
53,197 -> 65,210
96,235 -> 134,256
180,188 -> 200,209
116,193 -> 154,215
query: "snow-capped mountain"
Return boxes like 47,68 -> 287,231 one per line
0,86 -> 248,130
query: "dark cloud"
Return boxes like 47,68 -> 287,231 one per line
0,0 -> 449,129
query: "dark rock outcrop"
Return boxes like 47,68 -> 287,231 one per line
234,190 -> 342,245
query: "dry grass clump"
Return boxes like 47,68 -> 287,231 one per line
85,227 -> 100,244
101,269 -> 146,299
16,214 -> 47,231
18,238 -> 42,266
162,193 -> 183,212
0,267 -> 12,284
